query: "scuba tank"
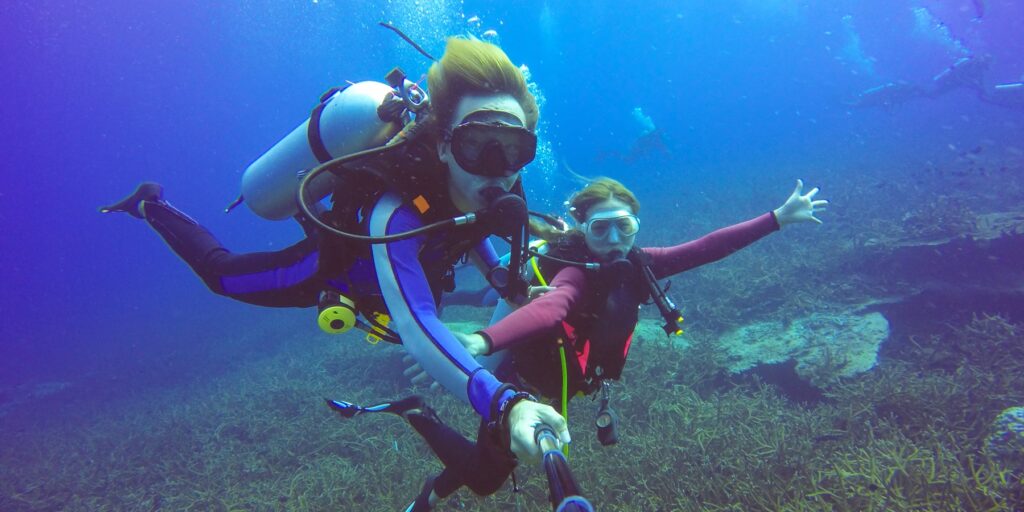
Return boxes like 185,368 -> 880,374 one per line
239,81 -> 406,221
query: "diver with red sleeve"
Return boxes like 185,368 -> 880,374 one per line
331,176 -> 827,509
457,177 -> 827,441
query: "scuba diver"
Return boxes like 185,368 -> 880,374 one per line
100,36 -> 570,475
331,176 -> 827,510
847,81 -> 927,110
929,55 -> 990,97
595,107 -> 670,165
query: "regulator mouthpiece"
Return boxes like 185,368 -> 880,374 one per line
481,187 -> 527,237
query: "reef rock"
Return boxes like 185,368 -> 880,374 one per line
986,406 -> 1024,470
717,312 -> 889,388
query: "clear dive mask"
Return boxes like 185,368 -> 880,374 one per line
582,210 -> 640,239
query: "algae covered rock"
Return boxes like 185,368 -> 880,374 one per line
986,406 -> 1024,470
717,312 -> 889,387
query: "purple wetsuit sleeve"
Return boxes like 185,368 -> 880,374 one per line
472,238 -> 501,269
480,266 -> 587,353
645,212 -> 780,279
370,193 -> 512,421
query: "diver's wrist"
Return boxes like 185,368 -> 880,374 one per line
474,332 -> 494,356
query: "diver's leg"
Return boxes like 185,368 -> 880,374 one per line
405,412 -> 516,498
102,183 -> 322,307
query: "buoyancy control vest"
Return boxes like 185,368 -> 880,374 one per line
316,135 -> 519,333
510,235 -> 651,397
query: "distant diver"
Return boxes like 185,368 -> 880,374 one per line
847,81 -> 927,110
930,55 -> 990,97
596,107 -> 670,164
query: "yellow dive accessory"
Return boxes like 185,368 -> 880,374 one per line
317,291 -> 357,334
364,312 -> 392,345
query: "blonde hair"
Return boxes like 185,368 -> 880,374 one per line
427,38 -> 538,132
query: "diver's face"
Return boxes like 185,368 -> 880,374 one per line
582,198 -> 639,261
439,94 -> 529,213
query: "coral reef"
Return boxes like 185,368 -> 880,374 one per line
716,312 -> 889,387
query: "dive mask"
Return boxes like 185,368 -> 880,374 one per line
448,121 -> 537,178
583,210 -> 640,239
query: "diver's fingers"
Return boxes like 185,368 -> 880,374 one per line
402,364 -> 420,379
410,371 -> 432,385
528,286 -> 555,300
537,405 -> 571,445
791,179 -> 804,197
804,187 -> 820,200
811,199 -> 829,208
402,359 -> 424,377
809,213 -> 823,224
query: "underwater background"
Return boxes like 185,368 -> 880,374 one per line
2,0 -> 1023,510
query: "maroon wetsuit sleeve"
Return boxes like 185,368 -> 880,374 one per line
479,266 -> 587,353
644,211 -> 780,279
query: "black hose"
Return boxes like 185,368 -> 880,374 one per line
378,22 -> 436,62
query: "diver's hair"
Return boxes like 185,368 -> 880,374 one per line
427,38 -> 538,133
567,177 -> 640,223
528,218 -> 565,241
528,177 -> 640,247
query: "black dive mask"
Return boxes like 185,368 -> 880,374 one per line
449,121 -> 537,177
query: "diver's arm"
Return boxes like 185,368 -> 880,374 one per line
370,193 -> 513,421
478,266 -> 587,353
648,179 -> 825,278
645,212 -> 779,279
468,237 -> 501,274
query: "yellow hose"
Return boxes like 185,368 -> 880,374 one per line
558,338 -> 569,456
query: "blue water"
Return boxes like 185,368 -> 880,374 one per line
1,0 -> 1023,506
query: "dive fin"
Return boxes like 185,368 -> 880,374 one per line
325,395 -> 425,419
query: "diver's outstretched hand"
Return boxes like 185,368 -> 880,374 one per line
508,400 -> 570,462
772,179 -> 828,226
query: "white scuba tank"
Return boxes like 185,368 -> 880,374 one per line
241,81 -> 403,220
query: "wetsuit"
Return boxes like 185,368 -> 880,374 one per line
402,211 -> 780,504
483,211 -> 781,398
142,188 -> 518,423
